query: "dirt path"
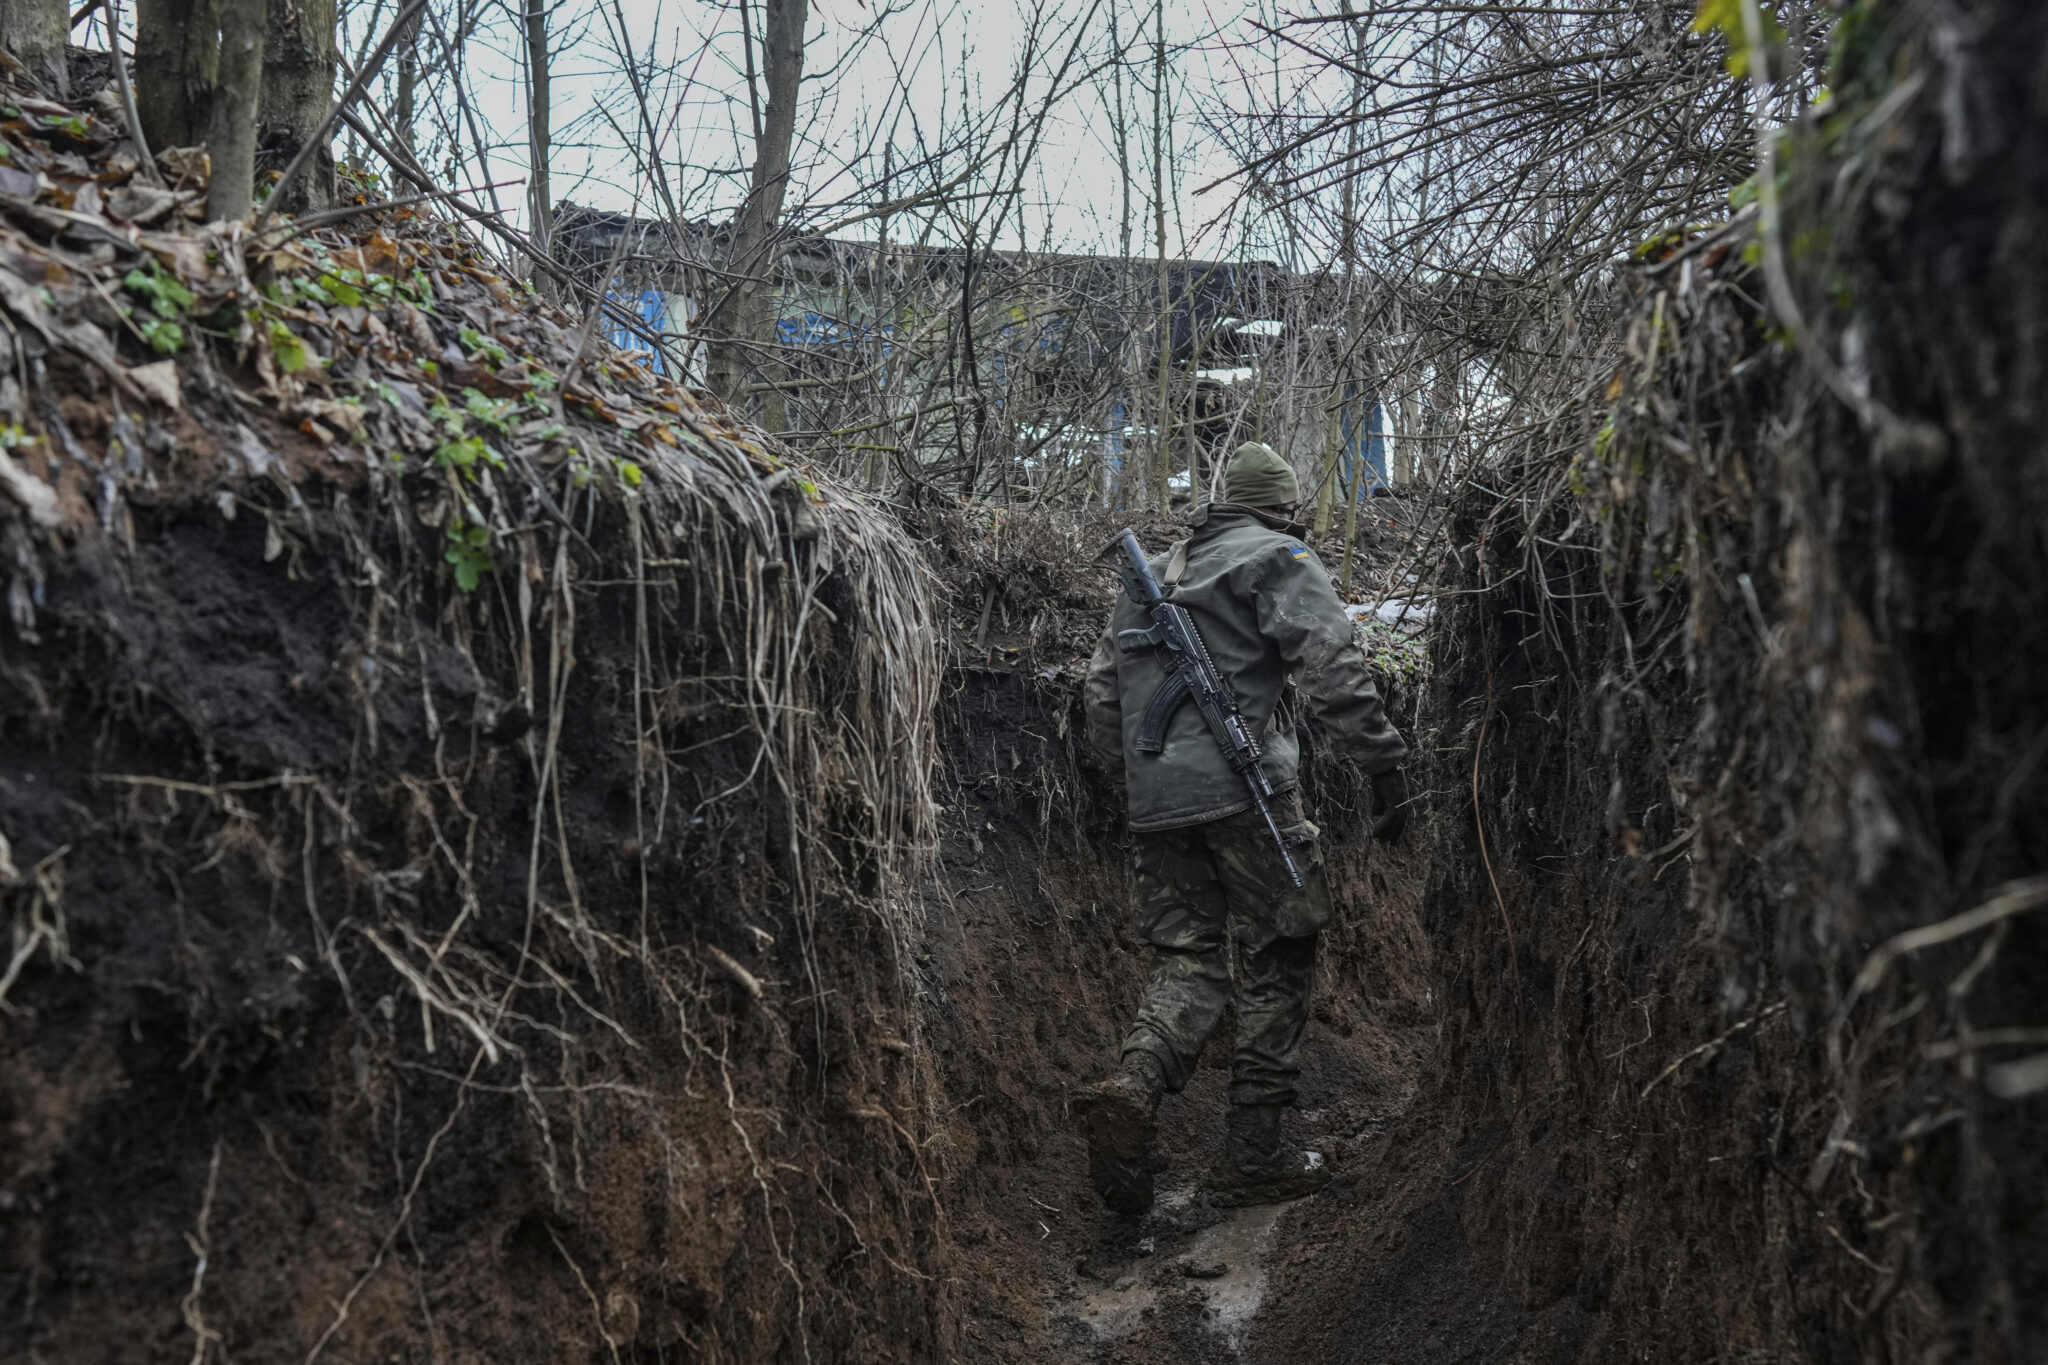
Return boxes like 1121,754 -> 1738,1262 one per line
932,841 -> 1532,1365
947,1019 -> 1554,1365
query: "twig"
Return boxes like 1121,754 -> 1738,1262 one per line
1472,610 -> 1520,1015
705,943 -> 764,1001
546,1227 -> 623,1365
305,1049 -> 480,1363
103,0 -> 164,190
96,772 -> 320,795
1640,1001 -> 1787,1099
1845,875 -> 2048,1006
261,178 -> 526,243
181,1139 -> 224,1365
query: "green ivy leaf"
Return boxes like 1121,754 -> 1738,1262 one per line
269,320 -> 309,372
137,315 -> 185,354
462,388 -> 515,433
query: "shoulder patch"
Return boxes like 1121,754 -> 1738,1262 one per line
1287,542 -> 1312,561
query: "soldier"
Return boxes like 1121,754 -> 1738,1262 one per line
1077,440 -> 1410,1214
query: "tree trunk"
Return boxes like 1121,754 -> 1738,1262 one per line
703,0 -> 806,408
256,0 -> 336,212
392,2 -> 424,151
205,0 -> 266,222
0,0 -> 67,94
523,0 -> 550,267
135,0 -> 222,151
1149,0 -> 1169,509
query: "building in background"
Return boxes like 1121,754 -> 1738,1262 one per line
552,204 -> 1416,501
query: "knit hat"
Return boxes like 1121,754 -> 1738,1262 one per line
1222,441 -> 1299,509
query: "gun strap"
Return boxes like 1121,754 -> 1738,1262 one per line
1162,539 -> 1190,591
1133,667 -> 1194,753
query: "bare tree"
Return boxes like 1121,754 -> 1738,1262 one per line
702,0 -> 807,410
523,0 -> 553,266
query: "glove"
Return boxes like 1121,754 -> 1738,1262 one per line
1369,768 -> 1410,843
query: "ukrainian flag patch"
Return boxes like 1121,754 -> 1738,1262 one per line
1288,543 -> 1312,561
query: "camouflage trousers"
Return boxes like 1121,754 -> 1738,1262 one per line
1119,790 -> 1330,1108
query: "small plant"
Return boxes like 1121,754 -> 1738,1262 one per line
435,433 -> 493,472
322,272 -> 364,307
431,397 -> 505,476
1689,0 -> 1786,79
122,263 -> 194,354
444,521 -> 495,591
458,326 -> 507,367
461,388 -> 515,433
136,316 -> 184,353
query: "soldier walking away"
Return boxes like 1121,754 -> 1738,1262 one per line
1076,441 -> 1410,1215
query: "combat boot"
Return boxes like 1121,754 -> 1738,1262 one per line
1212,1102 -> 1329,1207
1077,1054 -> 1166,1216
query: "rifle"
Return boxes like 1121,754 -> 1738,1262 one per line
1104,527 -> 1303,888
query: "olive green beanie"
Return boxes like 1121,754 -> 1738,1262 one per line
1222,441 -> 1299,509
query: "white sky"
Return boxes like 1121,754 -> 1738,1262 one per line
340,0 -> 1351,263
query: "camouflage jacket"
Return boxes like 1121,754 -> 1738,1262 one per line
1083,504 -> 1408,831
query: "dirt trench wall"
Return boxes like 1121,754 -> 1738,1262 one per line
1395,4 -> 2048,1359
0,430 -> 944,1361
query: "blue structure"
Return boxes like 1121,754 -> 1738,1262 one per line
606,289 -> 671,374
1337,385 -> 1389,500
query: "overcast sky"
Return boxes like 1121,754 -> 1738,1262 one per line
338,0 -> 1347,263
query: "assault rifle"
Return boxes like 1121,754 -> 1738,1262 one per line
1105,527 -> 1303,888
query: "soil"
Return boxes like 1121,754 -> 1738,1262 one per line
7,4 -> 2048,1358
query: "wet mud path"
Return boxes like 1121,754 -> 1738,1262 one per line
945,997 -> 1549,1365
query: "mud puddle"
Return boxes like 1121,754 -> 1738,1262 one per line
1061,1185 -> 1301,1354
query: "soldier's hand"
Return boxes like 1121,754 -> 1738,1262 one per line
1369,768 -> 1410,843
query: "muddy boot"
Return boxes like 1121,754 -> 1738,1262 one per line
1077,1055 -> 1165,1217
1211,1103 -> 1329,1207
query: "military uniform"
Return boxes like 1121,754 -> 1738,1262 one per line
1077,462 -> 1409,1212
1084,500 -> 1408,1109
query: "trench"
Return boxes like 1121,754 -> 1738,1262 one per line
7,3 -> 2048,1356
923,655 -> 1536,1365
